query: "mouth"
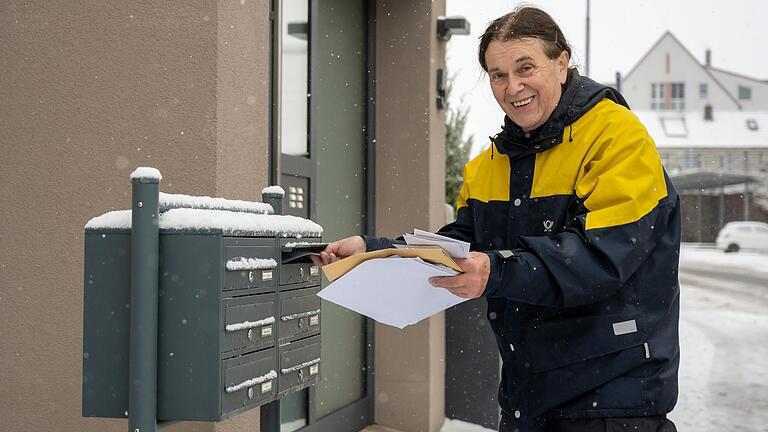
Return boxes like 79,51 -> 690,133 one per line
511,96 -> 534,108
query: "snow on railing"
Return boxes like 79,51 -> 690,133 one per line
225,316 -> 276,332
225,370 -> 278,393
130,167 -> 162,182
226,257 -> 278,271
86,208 -> 323,238
280,358 -> 320,375
159,192 -> 273,215
284,241 -> 327,248
281,309 -> 320,321
261,185 -> 285,196
84,210 -> 132,230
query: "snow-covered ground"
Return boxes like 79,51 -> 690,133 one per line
669,244 -> 768,432
441,244 -> 768,432
680,243 -> 768,276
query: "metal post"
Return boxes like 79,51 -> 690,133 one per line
129,169 -> 161,432
263,190 -> 284,215
719,185 -> 726,229
585,0 -> 590,77
744,182 -> 750,220
696,191 -> 703,243
260,400 -> 281,432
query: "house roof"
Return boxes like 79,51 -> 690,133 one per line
706,65 -> 768,85
624,31 -> 741,109
635,110 -> 768,149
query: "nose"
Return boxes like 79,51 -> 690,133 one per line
505,76 -> 525,97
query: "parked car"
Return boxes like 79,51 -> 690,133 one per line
715,221 -> 768,253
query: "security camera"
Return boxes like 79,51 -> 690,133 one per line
437,16 -> 470,41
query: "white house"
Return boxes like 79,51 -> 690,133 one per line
622,31 -> 768,113
620,31 -> 768,242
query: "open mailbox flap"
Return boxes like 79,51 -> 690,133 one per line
281,242 -> 328,264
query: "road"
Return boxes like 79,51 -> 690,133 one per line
668,254 -> 768,432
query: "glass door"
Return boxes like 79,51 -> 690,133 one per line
268,0 -> 373,431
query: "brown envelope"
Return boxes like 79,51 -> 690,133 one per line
321,248 -> 464,282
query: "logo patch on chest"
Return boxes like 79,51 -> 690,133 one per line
543,220 -> 554,232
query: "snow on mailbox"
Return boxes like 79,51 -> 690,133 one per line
82,168 -> 325,424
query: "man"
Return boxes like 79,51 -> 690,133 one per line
317,6 -> 680,432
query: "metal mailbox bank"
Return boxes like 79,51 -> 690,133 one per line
82,168 -> 325,425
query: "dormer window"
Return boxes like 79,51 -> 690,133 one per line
738,85 -> 752,100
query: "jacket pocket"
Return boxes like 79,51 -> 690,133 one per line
522,314 -> 646,373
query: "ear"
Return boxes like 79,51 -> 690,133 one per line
557,50 -> 569,84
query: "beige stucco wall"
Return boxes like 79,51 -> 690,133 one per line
1,0 -> 452,430
374,1 -> 447,431
0,1 -> 270,431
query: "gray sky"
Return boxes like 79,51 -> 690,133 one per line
446,0 -> 768,155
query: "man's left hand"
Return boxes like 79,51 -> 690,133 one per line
429,251 -> 490,299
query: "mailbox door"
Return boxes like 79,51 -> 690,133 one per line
278,287 -> 321,344
224,237 -> 277,293
278,262 -> 320,287
278,335 -> 321,395
279,238 -> 322,289
223,294 -> 276,353
222,348 -> 278,416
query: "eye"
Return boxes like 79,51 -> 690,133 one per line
518,64 -> 534,75
491,72 -> 506,82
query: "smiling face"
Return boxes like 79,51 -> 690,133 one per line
485,38 -> 569,132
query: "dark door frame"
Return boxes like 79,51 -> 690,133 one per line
264,0 -> 376,430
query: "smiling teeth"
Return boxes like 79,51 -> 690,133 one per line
512,96 -> 534,107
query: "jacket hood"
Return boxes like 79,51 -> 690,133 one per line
491,69 -> 628,159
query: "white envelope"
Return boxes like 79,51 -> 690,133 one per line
318,256 -> 467,329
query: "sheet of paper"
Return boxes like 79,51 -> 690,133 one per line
404,230 -> 470,258
318,257 -> 467,329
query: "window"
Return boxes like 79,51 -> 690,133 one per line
699,83 -> 708,98
682,149 -> 701,169
660,117 -> 688,137
738,85 -> 752,100
280,0 -> 310,156
651,82 -> 684,111
670,83 -> 685,110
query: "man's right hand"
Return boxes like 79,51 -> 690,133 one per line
312,235 -> 366,266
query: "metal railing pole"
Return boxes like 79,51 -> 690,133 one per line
262,191 -> 284,215
129,170 -> 161,432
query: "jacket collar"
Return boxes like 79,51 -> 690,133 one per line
490,69 -> 629,159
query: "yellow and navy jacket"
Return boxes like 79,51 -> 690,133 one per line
366,71 -> 681,431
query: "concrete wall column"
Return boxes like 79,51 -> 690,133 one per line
374,1 -> 447,431
0,1 -> 270,431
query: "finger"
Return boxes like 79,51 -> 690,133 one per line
429,275 -> 467,289
310,255 -> 323,267
320,251 -> 332,265
454,257 -> 482,273
438,286 -> 471,299
329,252 -> 338,263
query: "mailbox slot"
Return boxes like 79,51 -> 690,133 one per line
278,287 -> 321,344
222,348 -> 277,415
224,244 -> 277,293
279,238 -> 323,288
223,294 -> 276,353
278,335 -> 320,395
